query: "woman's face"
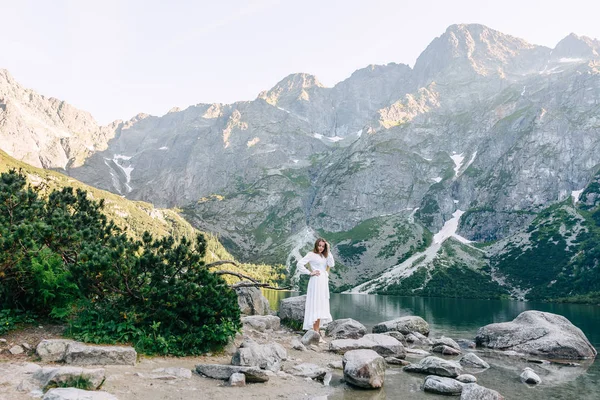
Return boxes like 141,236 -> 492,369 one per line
317,241 -> 326,253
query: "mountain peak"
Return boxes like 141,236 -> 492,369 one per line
413,23 -> 541,83
258,73 -> 324,105
552,33 -> 600,61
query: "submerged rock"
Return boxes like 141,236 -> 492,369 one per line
460,383 -> 504,399
520,367 -> 542,384
423,375 -> 464,395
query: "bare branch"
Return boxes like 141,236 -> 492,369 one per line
206,260 -> 239,269
230,281 -> 290,291
213,269 -> 259,283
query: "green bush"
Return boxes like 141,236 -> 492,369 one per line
0,169 -> 241,355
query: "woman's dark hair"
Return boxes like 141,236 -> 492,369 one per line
312,238 -> 329,258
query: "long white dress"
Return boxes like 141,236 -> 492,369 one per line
296,251 -> 335,330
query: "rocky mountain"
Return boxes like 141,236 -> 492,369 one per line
2,23 -> 600,301
0,69 -> 119,169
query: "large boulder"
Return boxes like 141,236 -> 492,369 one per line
325,318 -> 367,339
403,356 -> 463,377
64,343 -> 136,366
36,339 -> 76,362
460,383 -> 504,400
423,375 -> 464,395
231,341 -> 287,372
241,315 -> 280,332
372,316 -> 430,336
42,388 -> 118,400
329,334 -> 406,358
476,311 -> 597,360
195,364 -> 269,382
235,287 -> 272,315
278,295 -> 306,325
342,349 -> 386,389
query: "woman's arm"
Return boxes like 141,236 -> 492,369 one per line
296,253 -> 313,275
326,249 -> 335,272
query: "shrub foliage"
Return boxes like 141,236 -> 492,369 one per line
0,169 -> 240,355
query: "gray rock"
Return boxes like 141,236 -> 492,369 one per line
381,331 -> 407,345
301,330 -> 321,346
343,349 -> 386,389
476,311 -> 597,360
406,348 -> 431,357
433,336 -> 461,350
235,287 -> 273,316
385,357 -> 410,366
456,374 -> 477,383
42,388 -> 118,400
195,364 -> 269,382
231,342 -> 287,372
460,383 -> 504,400
228,372 -> 246,386
403,356 -> 463,377
21,343 -> 32,351
432,345 -> 461,356
405,333 -> 418,343
325,318 -> 367,339
286,363 -> 327,380
291,338 -> 307,351
459,353 -> 490,369
423,375 -> 464,395
278,296 -> 306,325
64,343 -> 136,366
520,367 -> 541,384
151,367 -> 192,379
329,333 -> 406,358
412,331 -> 433,345
372,316 -> 430,336
33,367 -> 106,390
327,360 -> 343,369
37,339 -> 76,362
9,345 -> 24,355
241,315 -> 280,332
456,339 -> 476,349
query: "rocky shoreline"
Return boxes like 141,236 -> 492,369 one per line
0,290 -> 597,399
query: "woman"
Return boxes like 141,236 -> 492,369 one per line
296,238 -> 335,339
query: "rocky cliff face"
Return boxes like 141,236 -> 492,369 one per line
2,24 -> 600,300
0,70 -> 119,169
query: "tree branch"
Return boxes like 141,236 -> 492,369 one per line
213,269 -> 259,283
230,281 -> 290,290
206,260 -> 239,269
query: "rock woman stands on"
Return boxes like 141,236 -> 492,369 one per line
296,238 -> 335,338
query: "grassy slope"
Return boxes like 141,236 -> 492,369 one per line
0,150 -> 283,285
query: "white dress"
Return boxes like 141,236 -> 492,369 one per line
297,251 -> 335,330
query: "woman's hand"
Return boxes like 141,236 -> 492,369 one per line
310,270 -> 321,276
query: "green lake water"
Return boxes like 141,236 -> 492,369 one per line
262,291 -> 600,399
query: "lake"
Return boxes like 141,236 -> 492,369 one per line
262,291 -> 600,399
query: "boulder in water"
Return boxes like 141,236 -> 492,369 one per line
372,316 -> 430,336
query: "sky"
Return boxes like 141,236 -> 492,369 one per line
1,0 -> 599,124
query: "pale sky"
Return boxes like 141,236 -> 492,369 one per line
1,0 -> 599,124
